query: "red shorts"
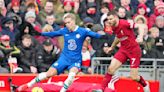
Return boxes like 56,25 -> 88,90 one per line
114,46 -> 141,68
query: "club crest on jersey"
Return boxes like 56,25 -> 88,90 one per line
65,34 -> 69,36
76,34 -> 80,38
120,30 -> 124,35
53,62 -> 58,66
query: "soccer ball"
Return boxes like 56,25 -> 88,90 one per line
32,87 -> 44,92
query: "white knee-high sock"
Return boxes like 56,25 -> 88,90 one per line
27,72 -> 47,87
60,72 -> 75,92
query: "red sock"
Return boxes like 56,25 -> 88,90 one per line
101,73 -> 112,90
138,76 -> 147,87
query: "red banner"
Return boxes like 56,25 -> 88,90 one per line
0,74 -> 159,92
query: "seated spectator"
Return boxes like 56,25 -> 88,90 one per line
149,27 -> 164,65
45,13 -> 61,31
36,38 -> 60,73
133,4 -> 150,28
0,0 -> 7,18
154,16 -> 164,39
100,3 -> 110,15
7,0 -> 24,21
119,0 -> 135,17
16,21 -> 40,49
116,6 -> 131,19
17,34 -> 37,73
0,35 -> 20,73
101,0 -> 118,11
0,17 -> 20,45
85,2 -> 101,24
134,15 -> 148,43
41,24 -> 61,49
151,37 -> 164,60
56,0 -> 83,26
149,2 -> 164,28
39,0 -> 56,26
81,40 -> 92,74
83,17 -> 94,29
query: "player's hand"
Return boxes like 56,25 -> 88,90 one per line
104,47 -> 113,54
30,66 -> 37,73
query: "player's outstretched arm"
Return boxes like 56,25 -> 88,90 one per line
110,37 -> 120,49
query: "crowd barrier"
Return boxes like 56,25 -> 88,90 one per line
91,57 -> 164,92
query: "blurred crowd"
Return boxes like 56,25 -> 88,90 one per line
0,0 -> 164,74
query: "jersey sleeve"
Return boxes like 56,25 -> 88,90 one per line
86,28 -> 102,38
41,28 -> 64,37
123,20 -> 134,29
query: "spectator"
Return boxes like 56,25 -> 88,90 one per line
56,0 -> 83,26
0,17 -> 20,45
116,6 -> 131,19
39,0 -> 56,26
83,17 -> 94,29
119,0 -> 135,17
17,34 -> 37,73
39,24 -> 61,49
133,4 -> 149,28
154,16 -> 164,39
151,37 -> 164,60
85,2 -> 101,24
8,0 -> 22,16
45,13 -> 60,31
0,0 -> 7,18
81,40 -> 92,74
100,3 -> 110,15
16,21 -> 40,48
134,15 -> 148,43
36,38 -> 60,73
101,0 -> 118,11
0,35 -> 20,73
149,2 -> 164,28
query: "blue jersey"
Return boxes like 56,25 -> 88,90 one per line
42,26 -> 101,62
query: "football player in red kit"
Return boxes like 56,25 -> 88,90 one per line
101,11 -> 150,92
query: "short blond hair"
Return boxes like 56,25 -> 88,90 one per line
42,24 -> 53,32
63,13 -> 76,21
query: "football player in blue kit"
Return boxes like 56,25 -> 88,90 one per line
17,13 -> 107,92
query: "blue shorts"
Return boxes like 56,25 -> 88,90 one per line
51,55 -> 81,74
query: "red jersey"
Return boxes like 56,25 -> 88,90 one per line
112,19 -> 139,50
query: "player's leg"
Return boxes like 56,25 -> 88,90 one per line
130,68 -> 150,92
17,67 -> 58,91
17,56 -> 67,92
101,50 -> 127,91
129,47 -> 150,92
60,67 -> 79,92
101,58 -> 122,90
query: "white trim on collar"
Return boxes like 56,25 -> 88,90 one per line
73,26 -> 79,32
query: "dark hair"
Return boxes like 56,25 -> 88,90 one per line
101,2 -> 109,9
107,11 -> 118,16
27,3 -> 35,8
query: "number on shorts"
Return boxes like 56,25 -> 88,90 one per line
131,58 -> 136,65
